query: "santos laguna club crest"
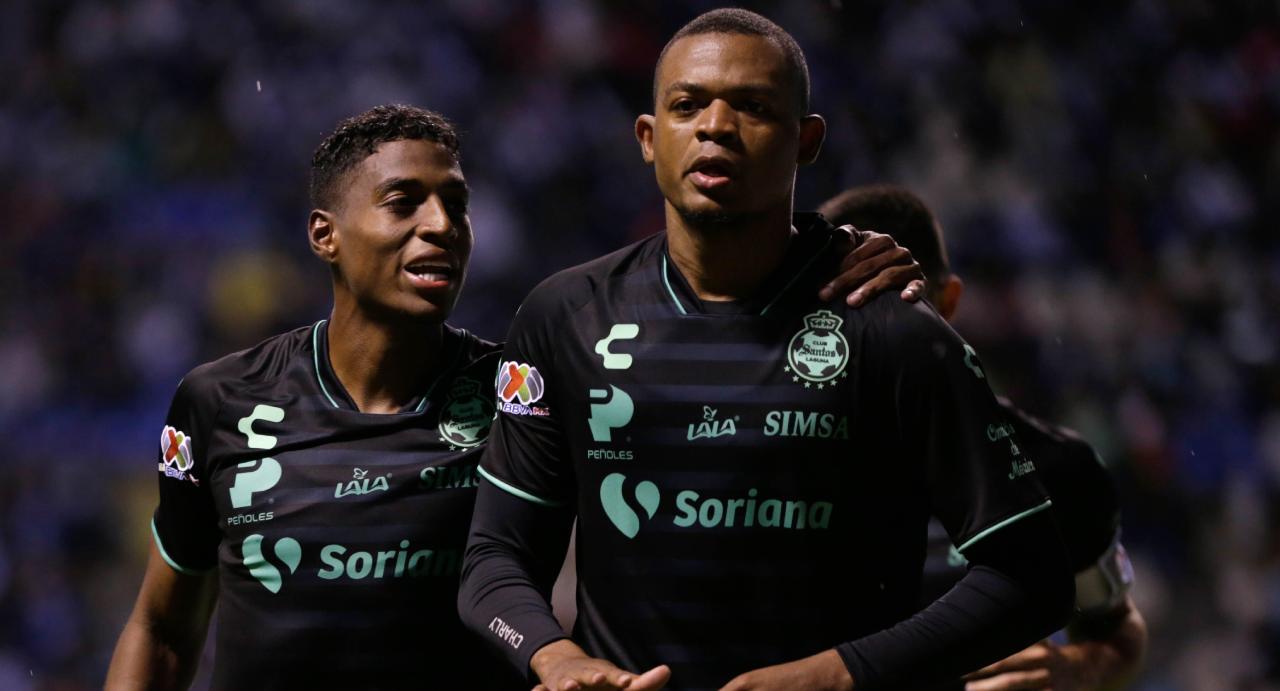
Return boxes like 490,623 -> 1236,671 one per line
785,310 -> 850,389
438,377 -> 496,450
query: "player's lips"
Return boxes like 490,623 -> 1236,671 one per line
686,155 -> 737,190
403,255 -> 457,291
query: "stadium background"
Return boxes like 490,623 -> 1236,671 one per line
0,0 -> 1276,688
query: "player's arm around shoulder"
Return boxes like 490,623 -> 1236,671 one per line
105,541 -> 217,690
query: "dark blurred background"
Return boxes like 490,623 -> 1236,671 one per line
0,0 -> 1276,688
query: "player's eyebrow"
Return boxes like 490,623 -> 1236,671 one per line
373,176 -> 422,198
663,81 -> 780,100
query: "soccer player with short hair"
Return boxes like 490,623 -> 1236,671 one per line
459,8 -> 1075,691
103,102 -> 922,689
821,184 -> 1148,691
106,104 -> 521,689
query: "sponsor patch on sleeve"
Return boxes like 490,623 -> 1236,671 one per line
495,361 -> 551,416
159,425 -> 200,485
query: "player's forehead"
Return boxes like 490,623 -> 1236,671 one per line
657,32 -> 791,99
347,139 -> 465,196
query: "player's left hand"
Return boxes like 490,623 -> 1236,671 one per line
718,649 -> 854,691
963,639 -> 1085,691
818,225 -> 926,307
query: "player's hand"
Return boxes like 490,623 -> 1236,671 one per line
718,649 -> 854,691
531,639 -> 671,691
818,225 -> 926,307
963,639 -> 1085,690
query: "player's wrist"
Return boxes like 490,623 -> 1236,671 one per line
530,638 -> 589,680
814,649 -> 856,691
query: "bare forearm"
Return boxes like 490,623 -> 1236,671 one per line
105,616 -> 206,690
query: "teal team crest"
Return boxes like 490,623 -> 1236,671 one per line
439,377 -> 496,449
785,310 -> 850,388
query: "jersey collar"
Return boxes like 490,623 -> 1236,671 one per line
659,213 -> 837,317
309,320 -> 465,414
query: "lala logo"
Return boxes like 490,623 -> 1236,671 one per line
334,468 -> 391,499
159,425 -> 199,485
687,406 -> 737,441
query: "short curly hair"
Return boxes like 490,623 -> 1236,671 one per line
654,8 -> 810,116
309,104 -> 460,210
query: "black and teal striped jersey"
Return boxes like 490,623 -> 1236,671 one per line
478,215 -> 1053,689
151,320 -> 519,689
921,397 -> 1129,609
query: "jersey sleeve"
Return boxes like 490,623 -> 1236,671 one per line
151,371 -> 222,574
879,300 -> 1051,555
479,282 -> 575,509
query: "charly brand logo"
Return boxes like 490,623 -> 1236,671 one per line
594,323 -> 639,370
496,361 -> 549,416
159,426 -> 199,485
599,473 -> 660,539
334,467 -> 391,499
588,386 -> 633,442
687,406 -> 737,441
599,475 -> 834,538
963,344 -> 986,379
438,377 -> 496,450
237,404 -> 285,450
241,535 -> 459,593
785,310 -> 850,389
241,534 -> 301,594
228,404 -> 285,524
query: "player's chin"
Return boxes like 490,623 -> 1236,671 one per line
392,292 -> 460,324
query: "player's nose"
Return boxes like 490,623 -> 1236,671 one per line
414,194 -> 459,244
695,99 -> 739,145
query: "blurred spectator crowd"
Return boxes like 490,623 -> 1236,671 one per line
0,0 -> 1276,688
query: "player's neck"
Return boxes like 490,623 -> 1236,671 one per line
326,302 -> 444,414
665,204 -> 795,302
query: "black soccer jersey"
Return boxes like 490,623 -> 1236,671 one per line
151,320 -> 519,689
919,398 -> 1129,608
478,215 -> 1052,689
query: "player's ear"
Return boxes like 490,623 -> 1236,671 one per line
797,114 -> 825,166
309,209 -> 338,264
635,114 -> 656,165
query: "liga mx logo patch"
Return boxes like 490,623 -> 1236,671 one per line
159,425 -> 199,485
785,310 -> 850,389
496,361 -> 550,416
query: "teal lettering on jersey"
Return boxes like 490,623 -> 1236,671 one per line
599,472 -> 659,539
237,404 -> 285,450
334,468 -> 391,499
762,410 -> 849,439
673,488 -> 833,530
318,541 -> 459,580
588,386 -> 633,442
600,477 -> 834,537
594,324 -> 640,370
229,458 -> 282,509
419,463 -> 480,490
687,406 -> 737,441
